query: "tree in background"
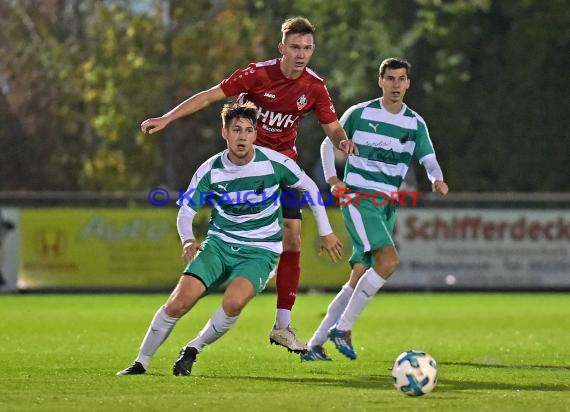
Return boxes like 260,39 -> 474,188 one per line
0,0 -> 276,190
411,0 -> 570,191
0,0 -> 88,190
0,0 -> 568,191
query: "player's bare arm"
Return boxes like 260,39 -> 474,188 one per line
319,233 -> 343,263
432,180 -> 449,196
181,239 -> 203,263
141,85 -> 227,134
321,120 -> 359,155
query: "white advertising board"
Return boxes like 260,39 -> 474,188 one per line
391,209 -> 570,289
0,208 -> 19,292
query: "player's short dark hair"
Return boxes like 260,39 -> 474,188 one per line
379,58 -> 411,78
221,102 -> 258,128
281,16 -> 315,40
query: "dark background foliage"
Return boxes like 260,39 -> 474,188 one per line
1,0 -> 568,192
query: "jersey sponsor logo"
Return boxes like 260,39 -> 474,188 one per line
296,94 -> 308,110
263,92 -> 276,99
363,138 -> 390,148
257,106 -> 299,132
261,124 -> 284,133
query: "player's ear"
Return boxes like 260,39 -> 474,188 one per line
221,127 -> 228,141
278,42 -> 285,55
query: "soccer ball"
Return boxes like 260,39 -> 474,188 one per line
391,350 -> 438,396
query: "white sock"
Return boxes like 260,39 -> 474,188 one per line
308,283 -> 354,347
275,308 -> 291,329
336,268 -> 386,331
186,307 -> 239,351
136,306 -> 179,369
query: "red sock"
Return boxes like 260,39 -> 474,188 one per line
276,251 -> 301,310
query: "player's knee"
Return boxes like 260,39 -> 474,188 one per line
282,220 -> 301,251
282,236 -> 301,251
165,298 -> 192,317
375,255 -> 399,278
348,265 -> 367,288
282,231 -> 301,251
223,296 -> 248,316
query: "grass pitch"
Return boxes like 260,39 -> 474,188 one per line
1,293 -> 569,411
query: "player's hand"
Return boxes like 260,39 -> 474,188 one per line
331,179 -> 346,198
432,180 -> 449,196
182,240 -> 203,263
319,233 -> 343,263
339,139 -> 359,156
328,177 -> 347,198
141,116 -> 169,134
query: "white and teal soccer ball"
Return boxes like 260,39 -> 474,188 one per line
391,350 -> 438,396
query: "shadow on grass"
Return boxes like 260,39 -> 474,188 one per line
199,373 -> 569,393
440,378 -> 569,392
136,359 -> 569,393
444,361 -> 570,372
198,374 -> 393,390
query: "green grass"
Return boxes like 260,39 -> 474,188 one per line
1,293 -> 569,411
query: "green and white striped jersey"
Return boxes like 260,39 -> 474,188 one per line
341,98 -> 436,195
177,146 -> 304,253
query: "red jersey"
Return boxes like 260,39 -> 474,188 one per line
219,59 -> 338,160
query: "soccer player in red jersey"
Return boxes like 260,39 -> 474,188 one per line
141,16 -> 356,353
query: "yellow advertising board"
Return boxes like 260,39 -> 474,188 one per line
18,208 -> 351,290
19,209 -> 193,289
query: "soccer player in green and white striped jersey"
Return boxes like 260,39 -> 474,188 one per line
118,102 -> 343,376
302,58 -> 449,361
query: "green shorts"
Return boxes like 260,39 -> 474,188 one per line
341,199 -> 396,268
183,235 -> 279,294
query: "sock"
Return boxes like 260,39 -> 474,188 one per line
136,306 -> 179,369
308,283 -> 354,347
186,306 -> 239,351
336,268 -> 386,331
276,251 -> 301,315
275,308 -> 291,330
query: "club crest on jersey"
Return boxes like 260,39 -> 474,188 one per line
255,181 -> 265,195
296,94 -> 308,110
